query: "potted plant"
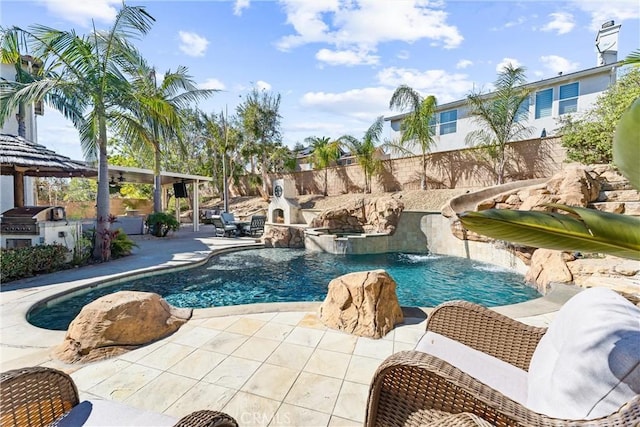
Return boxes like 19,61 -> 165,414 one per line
145,212 -> 180,237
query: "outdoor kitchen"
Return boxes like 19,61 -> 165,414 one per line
0,205 -> 81,251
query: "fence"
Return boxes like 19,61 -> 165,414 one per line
238,137 -> 567,196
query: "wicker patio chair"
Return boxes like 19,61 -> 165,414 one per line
0,366 -> 238,427
365,297 -> 640,427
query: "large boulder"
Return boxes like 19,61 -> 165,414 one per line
545,164 -> 601,206
262,225 -> 305,248
311,196 -> 404,235
525,249 -> 575,293
319,269 -> 404,338
54,291 -> 192,363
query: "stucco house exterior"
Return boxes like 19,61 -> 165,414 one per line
0,57 -> 41,213
385,21 -> 624,156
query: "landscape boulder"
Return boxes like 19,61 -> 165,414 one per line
319,269 -> 404,338
261,225 -> 305,248
54,291 -> 192,363
311,196 -> 404,235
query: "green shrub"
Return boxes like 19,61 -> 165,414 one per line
1,244 -> 69,282
111,228 -> 139,258
145,212 -> 180,237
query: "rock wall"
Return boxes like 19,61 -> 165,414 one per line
262,224 -> 305,248
451,164 -> 640,297
310,196 -> 404,235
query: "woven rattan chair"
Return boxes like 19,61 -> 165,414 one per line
365,299 -> 640,427
0,366 -> 238,427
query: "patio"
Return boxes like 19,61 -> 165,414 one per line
0,225 -> 568,426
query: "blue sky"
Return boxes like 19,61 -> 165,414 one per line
2,0 -> 639,161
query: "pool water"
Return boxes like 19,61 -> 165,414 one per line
28,248 -> 539,330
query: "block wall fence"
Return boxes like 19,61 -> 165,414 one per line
246,137 -> 567,197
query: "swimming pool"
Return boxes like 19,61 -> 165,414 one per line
28,248 -> 540,330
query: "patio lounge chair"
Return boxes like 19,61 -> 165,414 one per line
242,215 -> 266,237
0,366 -> 238,427
365,287 -> 640,426
211,215 -> 237,237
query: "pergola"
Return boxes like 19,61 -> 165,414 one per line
103,165 -> 213,231
0,133 -> 213,231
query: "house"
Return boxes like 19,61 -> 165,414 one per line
294,145 -> 389,171
386,21 -> 624,156
0,56 -> 42,213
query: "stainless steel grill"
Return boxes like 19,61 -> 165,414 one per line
1,206 -> 66,235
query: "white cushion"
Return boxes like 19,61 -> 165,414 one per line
52,399 -> 177,426
415,331 -> 529,406
527,287 -> 640,420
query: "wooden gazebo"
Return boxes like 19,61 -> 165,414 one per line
0,133 -> 97,208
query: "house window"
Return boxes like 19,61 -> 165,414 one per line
559,82 -> 579,115
428,117 -> 436,136
535,88 -> 553,119
439,110 -> 457,135
515,98 -> 530,122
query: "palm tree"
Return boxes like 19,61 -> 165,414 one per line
0,32 -> 45,138
339,116 -> 385,193
197,110 -> 241,212
465,64 -> 534,185
389,85 -> 438,190
115,62 -> 216,213
459,98 -> 640,261
305,136 -> 341,196
0,5 -> 155,260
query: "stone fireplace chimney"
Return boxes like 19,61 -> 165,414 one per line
267,178 -> 302,224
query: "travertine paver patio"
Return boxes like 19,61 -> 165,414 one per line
0,225 -> 570,426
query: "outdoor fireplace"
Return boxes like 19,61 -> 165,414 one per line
267,179 -> 302,225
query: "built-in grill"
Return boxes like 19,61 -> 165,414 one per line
1,206 -> 66,235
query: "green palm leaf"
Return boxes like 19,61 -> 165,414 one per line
459,205 -> 640,260
613,98 -> 640,190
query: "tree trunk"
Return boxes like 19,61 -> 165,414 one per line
93,114 -> 111,261
324,168 -> 328,196
17,104 -> 26,138
421,154 -> 428,190
153,145 -> 162,213
497,148 -> 506,185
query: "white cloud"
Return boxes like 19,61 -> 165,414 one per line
504,17 -> 526,28
38,0 -> 119,27
200,78 -> 226,90
256,80 -> 272,91
277,0 -> 462,66
316,48 -> 379,66
541,12 -> 575,35
234,0 -> 250,16
569,0 -> 639,31
376,67 -> 474,103
540,55 -> 580,75
178,31 -> 209,57
300,87 -> 392,121
456,59 -> 473,69
495,58 -> 523,73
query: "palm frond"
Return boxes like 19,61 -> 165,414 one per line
459,206 -> 640,260
613,98 -> 640,189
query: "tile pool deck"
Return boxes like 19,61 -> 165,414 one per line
0,225 -> 579,426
